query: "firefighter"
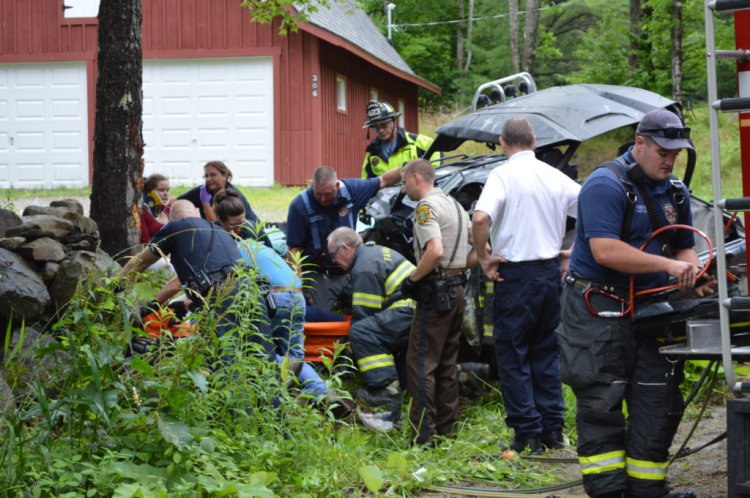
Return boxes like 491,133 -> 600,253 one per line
361,100 -> 438,179
558,109 -> 714,498
327,227 -> 415,420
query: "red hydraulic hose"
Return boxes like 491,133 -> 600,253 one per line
628,224 -> 714,319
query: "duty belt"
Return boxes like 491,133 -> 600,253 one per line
207,267 -> 236,285
431,273 -> 467,287
564,274 -> 626,297
426,268 -> 466,280
565,274 -> 631,318
502,257 -> 560,267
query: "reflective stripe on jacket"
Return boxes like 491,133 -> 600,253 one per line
350,243 -> 415,321
362,128 -> 438,178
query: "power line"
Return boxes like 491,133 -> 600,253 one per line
392,0 -> 583,28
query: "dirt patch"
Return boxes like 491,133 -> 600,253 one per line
420,401 -> 730,498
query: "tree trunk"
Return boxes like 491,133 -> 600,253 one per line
629,0 -> 642,72
90,0 -> 144,260
671,0 -> 684,103
509,0 -> 520,73
523,0 -> 541,73
457,0 -> 465,70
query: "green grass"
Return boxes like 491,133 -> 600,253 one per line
171,184 -> 304,223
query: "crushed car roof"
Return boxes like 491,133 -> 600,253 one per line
431,84 -> 677,152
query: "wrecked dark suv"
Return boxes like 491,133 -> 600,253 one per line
361,74 -> 746,346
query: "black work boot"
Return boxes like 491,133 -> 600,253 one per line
355,380 -> 400,408
540,428 -> 565,449
457,362 -> 491,399
498,433 -> 543,455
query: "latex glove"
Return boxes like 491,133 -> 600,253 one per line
199,184 -> 213,205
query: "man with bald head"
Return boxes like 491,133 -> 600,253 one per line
122,199 -> 271,360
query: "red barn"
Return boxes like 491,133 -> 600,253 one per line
0,0 -> 439,188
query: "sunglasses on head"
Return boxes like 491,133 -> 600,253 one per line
639,127 -> 691,140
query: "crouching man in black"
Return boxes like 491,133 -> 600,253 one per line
121,199 -> 273,364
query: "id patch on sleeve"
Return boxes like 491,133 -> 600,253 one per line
416,204 -> 430,225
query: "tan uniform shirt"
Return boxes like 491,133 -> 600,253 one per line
412,187 -> 471,271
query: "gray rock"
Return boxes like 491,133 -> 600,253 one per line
7,326 -> 70,400
0,371 -> 14,417
0,209 -> 22,238
0,248 -> 51,320
62,212 -> 98,235
50,199 -> 84,216
22,206 -> 71,217
6,215 -> 77,241
49,250 -> 120,308
0,237 -> 26,251
19,237 -> 67,263
41,261 -> 60,284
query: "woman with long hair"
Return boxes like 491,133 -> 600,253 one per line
141,173 -> 173,244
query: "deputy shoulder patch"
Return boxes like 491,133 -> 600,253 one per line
416,204 -> 430,225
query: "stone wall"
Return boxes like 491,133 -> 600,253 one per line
0,199 -> 119,414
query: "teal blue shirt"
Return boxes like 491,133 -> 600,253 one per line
238,240 -> 301,288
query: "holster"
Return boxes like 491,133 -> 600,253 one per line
424,274 -> 466,312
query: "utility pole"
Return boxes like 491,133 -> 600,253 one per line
387,3 -> 396,42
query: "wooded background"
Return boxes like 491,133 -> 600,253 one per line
360,0 -> 737,108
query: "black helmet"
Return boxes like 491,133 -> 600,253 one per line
363,100 -> 402,128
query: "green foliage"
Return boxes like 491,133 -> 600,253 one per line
240,0 -> 330,35
0,263 -> 582,496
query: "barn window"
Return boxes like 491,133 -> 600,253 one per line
62,0 -> 100,18
370,88 -> 379,101
336,75 -> 347,112
398,99 -> 406,128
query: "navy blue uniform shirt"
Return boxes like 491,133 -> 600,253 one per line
286,178 -> 380,262
149,217 -> 241,286
569,149 -> 694,290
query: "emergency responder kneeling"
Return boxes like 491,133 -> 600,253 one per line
327,227 -> 415,422
558,109 -> 716,498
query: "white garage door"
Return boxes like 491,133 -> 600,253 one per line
143,57 -> 274,187
0,62 -> 89,189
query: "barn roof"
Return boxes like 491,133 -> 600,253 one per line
297,0 -> 441,94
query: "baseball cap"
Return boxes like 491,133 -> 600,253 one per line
635,109 -> 694,150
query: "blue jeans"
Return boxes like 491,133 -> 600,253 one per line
270,291 -> 328,398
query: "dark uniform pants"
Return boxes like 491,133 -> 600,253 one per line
557,283 -> 685,498
407,283 -> 465,444
350,306 -> 413,388
493,261 -> 564,437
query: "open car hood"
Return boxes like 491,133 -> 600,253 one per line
430,84 -> 677,152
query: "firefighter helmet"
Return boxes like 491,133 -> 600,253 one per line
363,100 -> 402,128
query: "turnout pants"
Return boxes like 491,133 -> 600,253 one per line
557,283 -> 685,498
407,283 -> 465,444
349,306 -> 413,388
492,261 -> 564,437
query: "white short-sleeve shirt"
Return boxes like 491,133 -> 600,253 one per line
474,150 -> 581,262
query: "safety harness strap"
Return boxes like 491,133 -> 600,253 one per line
300,183 -> 354,253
